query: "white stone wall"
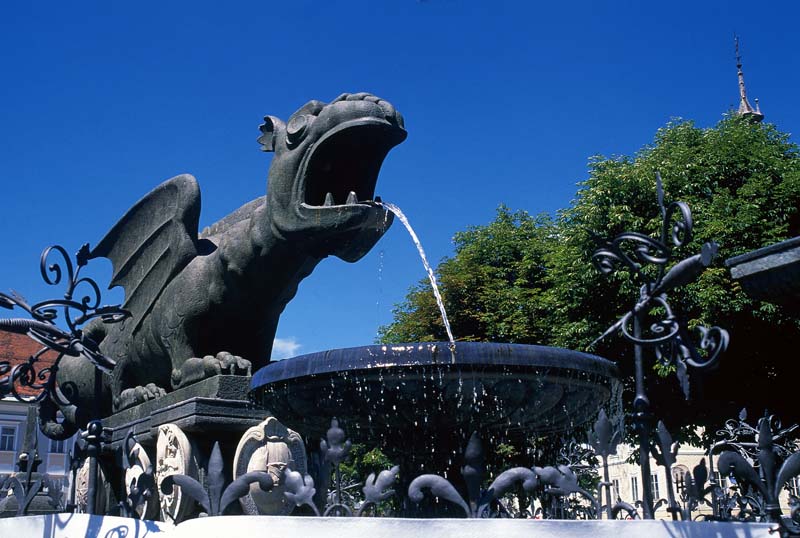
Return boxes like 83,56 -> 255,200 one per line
0,514 -> 778,538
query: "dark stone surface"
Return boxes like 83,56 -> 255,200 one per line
103,375 -> 265,450
96,375 -> 270,510
252,342 -> 620,451
40,93 -> 406,437
726,236 -> 800,309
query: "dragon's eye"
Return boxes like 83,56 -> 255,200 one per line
286,114 -> 313,147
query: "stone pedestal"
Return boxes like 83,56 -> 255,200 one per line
99,375 -> 269,511
103,375 -> 267,451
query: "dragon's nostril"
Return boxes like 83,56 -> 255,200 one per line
287,115 -> 311,147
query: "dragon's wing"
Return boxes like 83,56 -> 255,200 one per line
89,174 -> 202,333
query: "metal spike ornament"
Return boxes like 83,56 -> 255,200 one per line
159,441 -> 274,517
320,418 -> 353,516
716,415 -> 800,535
590,172 -> 728,519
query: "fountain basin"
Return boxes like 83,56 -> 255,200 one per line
251,342 -> 620,448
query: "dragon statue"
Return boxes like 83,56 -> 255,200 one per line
40,92 -> 406,439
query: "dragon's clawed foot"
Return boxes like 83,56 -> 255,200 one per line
171,351 -> 252,389
116,383 -> 167,410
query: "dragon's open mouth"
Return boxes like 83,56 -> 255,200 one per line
300,119 -> 406,208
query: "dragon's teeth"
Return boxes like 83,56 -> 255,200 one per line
324,193 -> 334,206
346,191 -> 358,204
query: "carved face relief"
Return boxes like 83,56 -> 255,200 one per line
155,424 -> 197,523
233,416 -> 307,515
73,458 -> 106,514
74,460 -> 89,511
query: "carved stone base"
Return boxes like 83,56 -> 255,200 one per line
104,375 -> 267,450
74,460 -> 108,514
233,416 -> 307,515
155,424 -> 199,523
100,375 -> 272,516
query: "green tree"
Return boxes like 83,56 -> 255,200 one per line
380,115 -> 800,438
378,207 -> 557,344
335,444 -> 396,513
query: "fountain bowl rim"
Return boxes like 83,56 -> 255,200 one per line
251,341 -> 618,390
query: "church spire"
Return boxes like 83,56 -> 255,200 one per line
735,35 -> 764,122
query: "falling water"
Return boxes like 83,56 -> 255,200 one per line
379,202 -> 456,347
375,249 -> 385,339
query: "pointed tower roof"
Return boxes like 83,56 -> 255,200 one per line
735,35 -> 764,122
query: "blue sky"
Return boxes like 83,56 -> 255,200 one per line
2,1 -> 799,361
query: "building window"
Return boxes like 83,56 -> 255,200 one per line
50,438 -> 68,454
651,473 -> 661,500
612,479 -> 620,500
671,464 -> 690,495
0,426 -> 16,452
631,476 -> 639,501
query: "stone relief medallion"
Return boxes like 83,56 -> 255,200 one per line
125,439 -> 159,520
155,423 -> 198,523
73,459 -> 106,514
233,416 -> 307,515
74,459 -> 89,512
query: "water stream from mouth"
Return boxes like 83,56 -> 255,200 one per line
379,202 -> 456,348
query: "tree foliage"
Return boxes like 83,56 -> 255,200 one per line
379,115 -> 800,438
379,208 -> 557,344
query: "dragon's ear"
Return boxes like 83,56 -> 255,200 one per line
257,115 -> 286,152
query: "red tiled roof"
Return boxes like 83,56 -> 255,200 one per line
0,331 -> 58,398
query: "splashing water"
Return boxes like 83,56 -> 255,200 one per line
379,202 -> 456,347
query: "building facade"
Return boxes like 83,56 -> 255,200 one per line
606,439 -> 800,519
0,332 -> 74,483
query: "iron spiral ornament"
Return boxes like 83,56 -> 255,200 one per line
591,172 -> 728,398
0,243 -> 129,402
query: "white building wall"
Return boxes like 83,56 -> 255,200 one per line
606,441 -> 798,520
0,397 -> 75,484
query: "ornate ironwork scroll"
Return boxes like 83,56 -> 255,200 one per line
591,173 -> 728,397
0,243 -> 128,402
708,409 -> 800,535
590,172 -> 728,519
